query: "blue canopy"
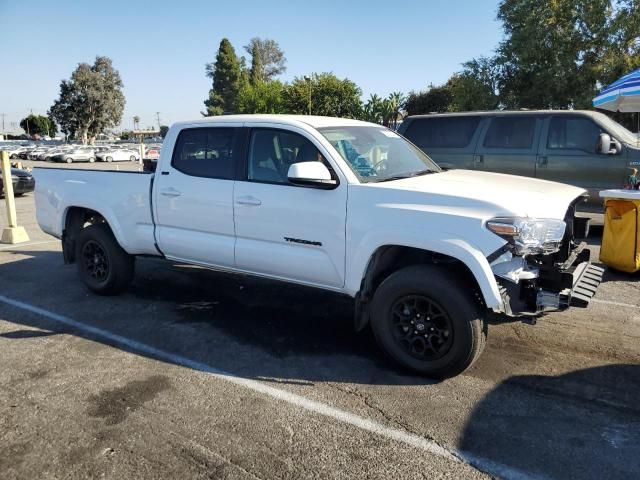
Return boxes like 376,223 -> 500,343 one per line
593,69 -> 640,112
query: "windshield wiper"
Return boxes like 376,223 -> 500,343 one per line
375,169 -> 436,183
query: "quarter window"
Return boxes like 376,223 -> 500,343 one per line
547,117 -> 602,153
483,117 -> 536,149
248,129 -> 327,184
172,128 -> 236,179
403,116 -> 481,148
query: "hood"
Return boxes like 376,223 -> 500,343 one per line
369,169 -> 587,220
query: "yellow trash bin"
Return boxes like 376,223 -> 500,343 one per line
599,190 -> 640,273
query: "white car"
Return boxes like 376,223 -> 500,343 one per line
96,149 -> 140,162
34,115 -> 602,378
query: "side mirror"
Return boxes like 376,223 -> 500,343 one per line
598,133 -> 620,154
287,162 -> 337,189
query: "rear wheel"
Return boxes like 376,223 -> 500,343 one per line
129,155 -> 136,162
65,157 -> 73,163
370,265 -> 487,378
75,223 -> 135,295
89,156 -> 95,163
106,156 -> 113,162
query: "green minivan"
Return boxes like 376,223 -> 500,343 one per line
398,110 -> 640,212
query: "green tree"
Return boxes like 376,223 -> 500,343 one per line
236,80 -> 285,114
204,38 -> 242,116
159,125 -> 169,138
447,57 -> 500,111
244,37 -> 286,82
495,0 -> 640,109
19,114 -> 56,137
404,84 -> 452,116
249,43 -> 264,86
49,56 -> 125,144
283,73 -> 362,118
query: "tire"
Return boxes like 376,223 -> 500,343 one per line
129,156 -> 136,162
10,154 -> 17,159
370,265 -> 487,378
75,223 -> 135,295
89,156 -> 95,163
106,156 -> 113,162
65,157 -> 73,163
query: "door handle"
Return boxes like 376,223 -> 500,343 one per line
236,196 -> 262,206
160,187 -> 182,197
474,154 -> 484,164
537,155 -> 548,167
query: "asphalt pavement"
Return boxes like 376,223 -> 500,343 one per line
1,162 -> 639,479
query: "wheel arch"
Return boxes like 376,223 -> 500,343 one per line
353,242 -> 502,331
62,206 -> 126,264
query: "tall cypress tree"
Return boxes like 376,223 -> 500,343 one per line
249,43 -> 264,85
203,39 -> 241,116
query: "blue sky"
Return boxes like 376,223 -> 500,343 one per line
0,0 -> 502,132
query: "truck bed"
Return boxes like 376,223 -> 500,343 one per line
34,167 -> 159,256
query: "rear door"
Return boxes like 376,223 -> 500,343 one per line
473,115 -> 541,177
153,124 -> 240,267
536,115 -> 627,204
233,125 -> 347,288
400,116 -> 482,170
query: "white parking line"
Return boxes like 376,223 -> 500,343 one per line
592,298 -> 640,310
0,239 -> 58,251
0,293 -> 544,480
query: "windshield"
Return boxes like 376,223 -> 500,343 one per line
318,126 -> 440,183
594,112 -> 638,145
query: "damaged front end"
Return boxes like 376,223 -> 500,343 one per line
487,197 -> 604,316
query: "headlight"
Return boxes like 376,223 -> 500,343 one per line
486,217 -> 566,255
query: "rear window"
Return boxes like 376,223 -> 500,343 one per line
171,127 -> 237,179
403,116 -> 481,148
483,117 -> 536,149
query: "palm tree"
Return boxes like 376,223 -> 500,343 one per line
387,92 -> 406,129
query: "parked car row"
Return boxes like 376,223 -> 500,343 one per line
4,143 -> 161,163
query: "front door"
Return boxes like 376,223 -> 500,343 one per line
473,116 -> 542,177
153,125 -> 240,267
233,126 -> 347,288
536,115 -> 628,207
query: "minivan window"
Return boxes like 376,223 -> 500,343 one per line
483,117 -> 536,149
403,116 -> 481,148
547,117 -> 602,153
172,128 -> 236,179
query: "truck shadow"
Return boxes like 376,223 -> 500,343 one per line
459,364 -> 640,480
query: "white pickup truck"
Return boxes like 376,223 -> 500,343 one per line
35,115 -> 603,377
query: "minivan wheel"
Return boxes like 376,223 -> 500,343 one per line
370,265 -> 487,378
75,223 -> 135,295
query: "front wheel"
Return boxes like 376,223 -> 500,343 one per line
65,157 -> 73,163
129,156 -> 136,162
370,265 -> 487,378
89,157 -> 95,163
105,156 -> 113,162
75,223 -> 135,295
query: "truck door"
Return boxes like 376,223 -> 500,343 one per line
536,115 -> 628,207
153,125 -> 240,267
473,115 -> 541,177
233,126 -> 347,288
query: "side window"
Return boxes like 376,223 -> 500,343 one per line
547,117 -> 602,153
403,116 -> 481,148
172,127 -> 236,179
248,129 -> 327,184
483,117 -> 536,149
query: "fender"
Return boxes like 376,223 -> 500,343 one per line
346,227 -> 504,311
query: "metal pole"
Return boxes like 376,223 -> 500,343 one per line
1,150 -> 30,243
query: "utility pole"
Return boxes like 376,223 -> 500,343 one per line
155,112 -> 161,130
0,113 -> 5,132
